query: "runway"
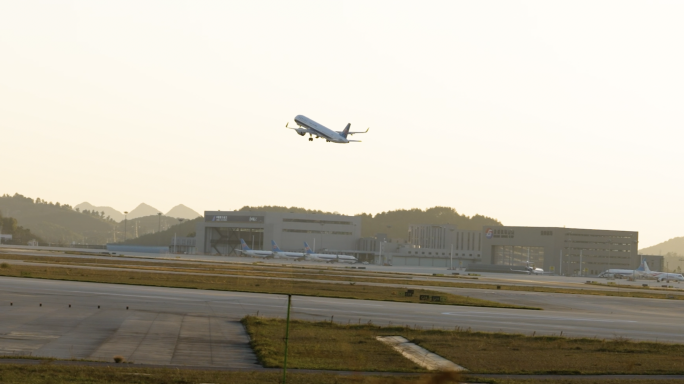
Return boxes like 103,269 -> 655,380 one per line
1,276 -> 683,368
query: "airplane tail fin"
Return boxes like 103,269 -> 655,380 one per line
303,242 -> 313,254
637,260 -> 650,272
271,240 -> 282,252
240,239 -> 251,251
340,123 -> 351,138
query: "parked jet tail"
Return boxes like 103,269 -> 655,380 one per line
240,239 -> 251,251
303,242 -> 313,254
271,240 -> 283,252
637,260 -> 650,272
340,123 -> 351,138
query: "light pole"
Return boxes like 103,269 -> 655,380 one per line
157,212 -> 162,246
124,211 -> 128,242
378,240 -> 382,265
607,237 -> 611,271
175,218 -> 185,254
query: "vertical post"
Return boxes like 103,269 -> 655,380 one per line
378,241 -> 382,265
450,243 -> 453,270
124,211 -> 128,242
157,212 -> 162,246
607,237 -> 611,270
282,294 -> 292,384
560,250 -> 563,276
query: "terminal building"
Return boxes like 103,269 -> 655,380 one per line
478,226 -> 640,276
195,211 -> 361,256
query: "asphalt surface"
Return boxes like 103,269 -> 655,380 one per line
1,275 -> 684,370
2,245 -> 684,374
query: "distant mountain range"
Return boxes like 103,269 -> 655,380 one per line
75,202 -> 125,222
75,202 -> 201,222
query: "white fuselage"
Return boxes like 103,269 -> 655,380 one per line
274,251 -> 306,260
308,253 -> 357,264
645,272 -> 684,282
240,249 -> 273,258
599,269 -> 644,278
295,115 -> 349,144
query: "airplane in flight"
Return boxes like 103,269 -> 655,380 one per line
303,242 -> 358,264
271,240 -> 307,261
238,239 -> 273,258
286,115 -> 369,143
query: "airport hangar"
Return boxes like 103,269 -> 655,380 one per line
194,211 -> 658,275
474,226 -> 643,276
195,211 -> 361,256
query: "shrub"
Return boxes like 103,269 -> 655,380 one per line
113,355 -> 125,363
0,262 -> 9,269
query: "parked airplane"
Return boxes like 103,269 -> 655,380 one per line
598,260 -> 649,279
510,262 -> 547,275
638,262 -> 684,282
303,242 -> 357,264
238,239 -> 273,258
648,272 -> 684,283
286,115 -> 369,143
271,240 -> 307,260
510,248 -> 550,275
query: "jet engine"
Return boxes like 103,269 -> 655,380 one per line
296,128 -> 307,136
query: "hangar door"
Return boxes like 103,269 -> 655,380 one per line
208,227 -> 264,256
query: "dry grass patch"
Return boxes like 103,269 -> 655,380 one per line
417,330 -> 684,374
243,317 -> 684,375
243,315 -> 425,372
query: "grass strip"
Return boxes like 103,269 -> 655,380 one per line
243,316 -> 684,375
0,264 -> 532,309
3,253 -> 682,301
0,364 -> 682,384
0,364 -> 425,384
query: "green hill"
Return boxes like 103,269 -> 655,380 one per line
115,215 -> 194,243
0,210 -> 44,245
0,194 -> 114,244
120,217 -> 201,246
0,194 -> 191,245
239,205 -> 502,240
640,237 -> 684,257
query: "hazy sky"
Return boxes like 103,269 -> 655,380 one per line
1,1 -> 683,248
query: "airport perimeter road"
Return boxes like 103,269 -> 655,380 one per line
1,277 -> 684,368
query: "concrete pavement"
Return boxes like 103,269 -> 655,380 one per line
2,275 -> 684,369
